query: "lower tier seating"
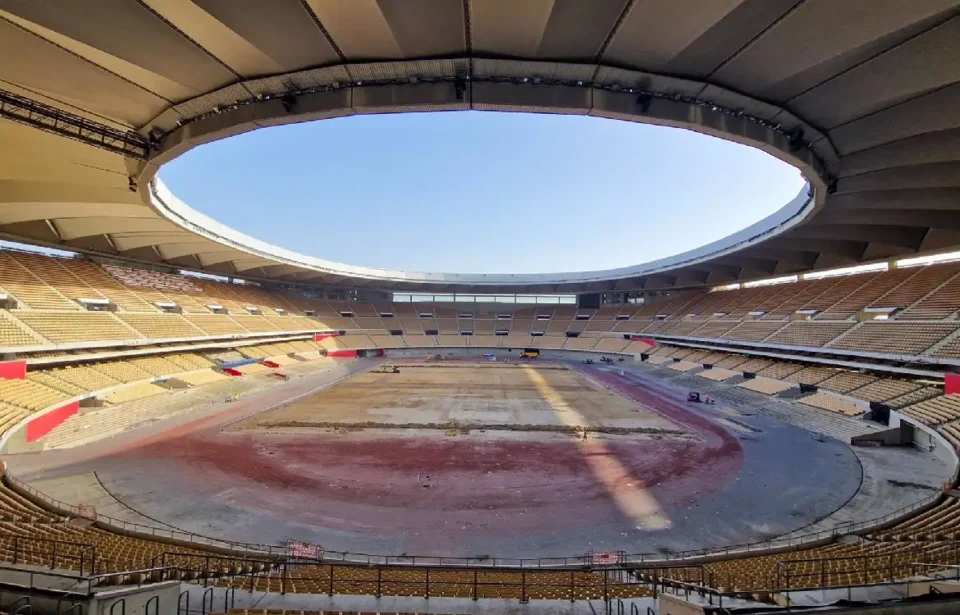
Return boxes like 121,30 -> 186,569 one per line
797,392 -> 863,417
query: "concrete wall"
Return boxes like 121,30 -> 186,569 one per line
89,581 -> 180,615
383,347 -> 640,363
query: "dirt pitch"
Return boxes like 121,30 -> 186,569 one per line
236,363 -> 683,434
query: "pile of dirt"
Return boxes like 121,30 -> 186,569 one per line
243,419 -> 685,437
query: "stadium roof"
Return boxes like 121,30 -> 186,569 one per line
0,1 -> 958,294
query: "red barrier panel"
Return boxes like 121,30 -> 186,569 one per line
262,360 -> 280,368
629,337 -> 656,347
26,401 -> 79,442
0,360 -> 26,380
327,349 -> 358,358
946,374 -> 960,395
222,368 -> 243,376
315,333 -> 340,341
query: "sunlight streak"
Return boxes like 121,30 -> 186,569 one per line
522,366 -> 670,530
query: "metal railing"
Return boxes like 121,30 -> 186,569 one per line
2,462 -> 946,570
0,535 -> 97,575
217,563 -> 648,602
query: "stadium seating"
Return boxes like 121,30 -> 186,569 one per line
828,322 -> 959,355
821,269 -> 917,318
0,252 -> 80,310
0,313 -> 42,347
797,392 -> 863,416
738,378 -> 793,395
765,322 -> 855,347
783,365 -> 837,385
117,314 -> 204,339
102,382 -> 167,405
847,379 -> 924,404
0,379 -> 67,412
16,312 -> 138,344
899,395 -> 960,426
900,269 -> 960,320
756,361 -> 803,380
3,250 -> 960,366
817,371 -> 878,394
184,314 -> 248,335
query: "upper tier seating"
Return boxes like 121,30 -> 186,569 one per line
65,260 -> 157,312
184,314 -> 248,335
3,249 -> 960,365
103,263 -> 203,293
689,321 -> 741,338
765,322 -> 855,347
821,268 -> 917,318
0,252 -> 78,310
117,314 -> 205,339
16,312 -> 139,344
872,264 -> 960,312
900,267 -> 960,319
828,322 -> 958,355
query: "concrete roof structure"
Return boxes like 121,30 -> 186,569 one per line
0,1 -> 958,293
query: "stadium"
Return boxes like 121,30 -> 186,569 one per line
0,2 -> 959,614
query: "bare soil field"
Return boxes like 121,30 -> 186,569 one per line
236,363 -> 682,433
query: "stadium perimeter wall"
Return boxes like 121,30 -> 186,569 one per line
382,347 -> 645,363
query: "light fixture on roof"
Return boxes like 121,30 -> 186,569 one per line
636,93 -> 652,113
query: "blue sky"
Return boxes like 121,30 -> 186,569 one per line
160,111 -> 805,274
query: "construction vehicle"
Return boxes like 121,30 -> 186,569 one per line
687,391 -> 715,404
520,349 -> 540,359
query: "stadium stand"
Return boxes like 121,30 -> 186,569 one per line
817,371 -> 878,394
15,312 -> 138,344
799,392 -> 863,417
184,314 -> 248,335
756,361 -> 803,380
0,313 -> 43,347
698,368 -> 738,382
932,337 -> 960,359
828,322 -> 959,355
886,387 -> 943,410
821,269 -> 917,319
116,313 -> 205,339
900,269 -> 960,320
765,321 -> 855,347
899,395 -> 960,427
738,378 -> 793,395
101,382 -> 167,405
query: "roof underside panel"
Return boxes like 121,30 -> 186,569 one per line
0,0 -> 956,293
